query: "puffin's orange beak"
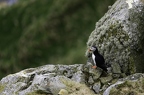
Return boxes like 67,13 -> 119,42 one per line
89,49 -> 92,52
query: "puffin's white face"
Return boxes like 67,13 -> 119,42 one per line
89,46 -> 96,52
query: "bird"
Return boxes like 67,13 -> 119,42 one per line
88,46 -> 108,72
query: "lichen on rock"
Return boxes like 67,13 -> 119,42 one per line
0,64 -> 97,95
0,83 -> 5,94
0,63 -> 144,95
86,0 -> 144,75
104,73 -> 144,95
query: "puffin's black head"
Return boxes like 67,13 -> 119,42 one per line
89,46 -> 98,53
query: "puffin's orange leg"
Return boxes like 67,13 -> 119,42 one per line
92,66 -> 97,69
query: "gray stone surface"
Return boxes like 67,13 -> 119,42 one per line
93,81 -> 101,93
0,64 -> 97,95
100,76 -> 113,84
88,76 -> 94,84
86,0 -> 144,74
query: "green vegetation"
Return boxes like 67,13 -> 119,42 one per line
0,83 -> 5,93
0,0 -> 115,79
27,92 -> 46,95
110,78 -> 144,95
61,78 -> 95,95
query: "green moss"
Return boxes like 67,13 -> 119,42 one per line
27,90 -> 51,95
110,88 -> 121,95
60,78 -> 95,95
110,77 -> 144,95
128,57 -> 136,74
27,92 -> 46,95
117,81 -> 132,88
0,83 -> 5,93
142,78 -> 144,89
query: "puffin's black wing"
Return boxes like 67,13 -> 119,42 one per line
98,63 -> 108,72
95,54 -> 108,72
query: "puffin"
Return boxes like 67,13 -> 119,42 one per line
89,46 -> 108,72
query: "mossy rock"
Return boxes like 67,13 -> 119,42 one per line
61,77 -> 95,95
0,83 -> 5,93
86,0 -> 144,75
103,73 -> 144,95
0,64 -> 98,95
110,76 -> 144,95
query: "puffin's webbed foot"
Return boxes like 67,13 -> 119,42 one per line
92,65 -> 97,69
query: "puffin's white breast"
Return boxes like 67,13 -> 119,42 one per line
92,53 -> 96,65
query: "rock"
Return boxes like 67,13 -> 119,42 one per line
100,75 -> 113,85
86,57 -> 105,81
86,0 -> 144,74
71,71 -> 86,83
0,64 -> 96,95
71,65 -> 86,83
92,81 -> 101,94
89,67 -> 103,81
84,61 -> 103,81
103,73 -> 144,95
0,63 -> 144,95
111,63 -> 121,74
61,77 -> 96,95
88,76 -> 94,84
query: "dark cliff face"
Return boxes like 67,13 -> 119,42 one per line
86,0 -> 144,75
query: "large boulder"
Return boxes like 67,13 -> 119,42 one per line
0,64 -> 104,95
86,0 -> 144,74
